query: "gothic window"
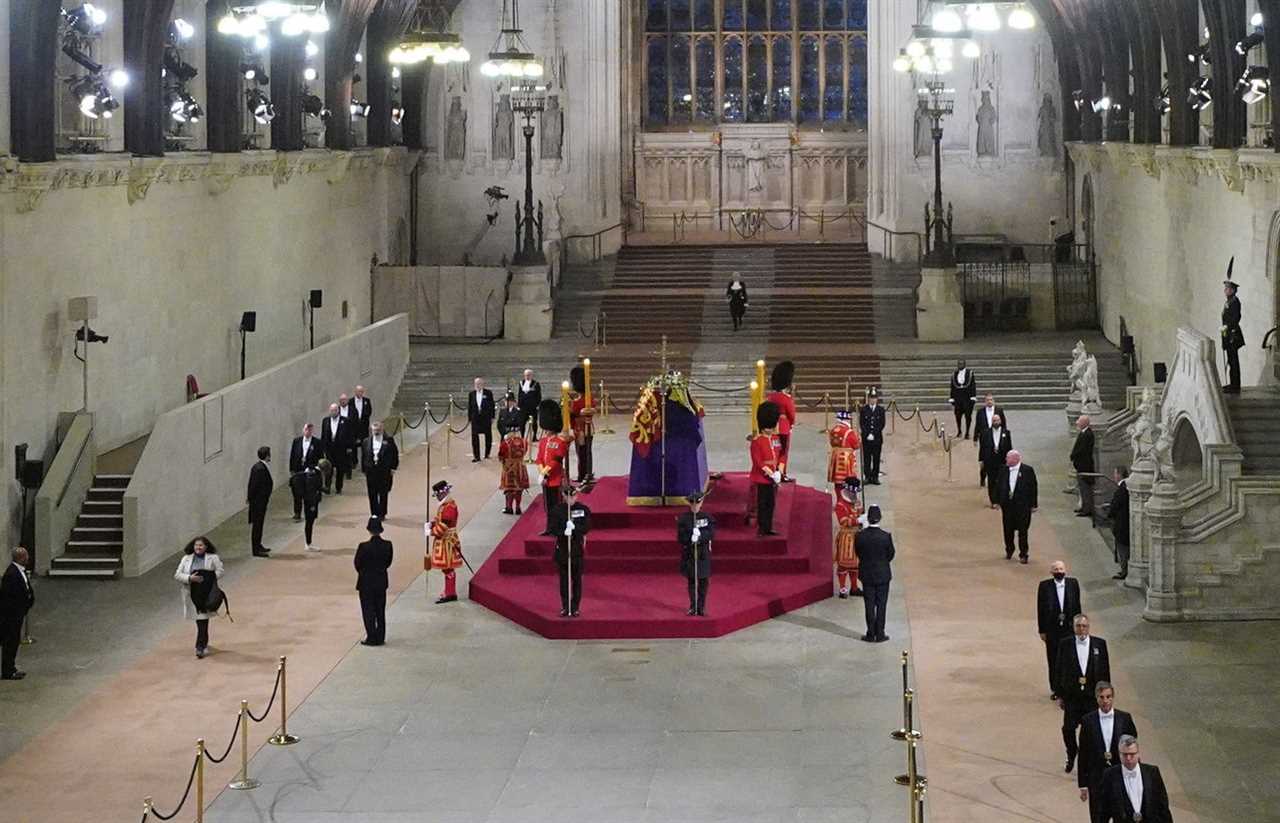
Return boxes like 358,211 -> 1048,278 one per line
644,0 -> 868,129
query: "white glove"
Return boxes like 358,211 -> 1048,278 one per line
423,522 -> 432,537
691,527 -> 701,543
867,433 -> 875,441
564,521 -> 575,537
770,470 -> 782,484
857,514 -> 869,528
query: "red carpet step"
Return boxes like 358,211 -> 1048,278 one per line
469,473 -> 834,639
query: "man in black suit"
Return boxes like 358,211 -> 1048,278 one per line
1,547 -> 35,680
996,450 -> 1038,563
361,421 -> 400,518
854,505 -> 895,642
1056,614 -> 1112,774
1097,736 -> 1173,823
1072,415 -> 1097,518
972,394 -> 1009,486
517,369 -> 543,440
978,413 -> 1013,508
1036,559 -> 1081,698
1079,682 -> 1139,823
354,517 -> 393,646
497,391 -> 523,436
548,484 -> 591,617
1109,467 -> 1131,580
320,402 -> 352,494
246,446 -> 273,557
948,359 -> 977,439
859,388 -> 886,484
1221,274 -> 1244,394
289,423 -> 320,521
347,386 -> 374,477
468,377 -> 496,462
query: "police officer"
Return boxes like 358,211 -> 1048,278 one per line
1222,261 -> 1244,394
859,387 -> 887,484
677,490 -> 715,616
548,484 -> 591,617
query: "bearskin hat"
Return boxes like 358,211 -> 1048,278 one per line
570,365 -> 587,393
756,400 -> 781,431
538,398 -> 564,432
770,360 -> 795,392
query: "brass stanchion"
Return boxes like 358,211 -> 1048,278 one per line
20,614 -> 34,645
915,782 -> 927,823
890,651 -> 916,740
914,407 -> 921,442
195,739 -> 206,823
820,392 -> 831,434
228,701 -> 260,790
267,656 -> 299,746
895,738 -> 927,809
890,401 -> 897,435
597,381 -> 615,434
143,796 -> 152,820
844,377 -> 851,411
441,395 -> 454,469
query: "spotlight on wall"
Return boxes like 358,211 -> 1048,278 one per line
1239,66 -> 1270,104
164,48 -> 199,83
302,92 -> 331,121
1072,89 -> 1085,111
1252,11 -> 1264,27
240,61 -> 269,83
892,49 -> 911,72
305,39 -> 319,57
1236,31 -> 1264,56
1187,42 -> 1211,65
304,67 -> 317,81
391,105 -> 405,125
71,76 -> 119,119
170,17 -> 195,40
1090,95 -> 1112,114
350,98 -> 371,117
246,88 -> 276,124
1153,86 -> 1171,114
168,90 -> 204,122
1189,76 -> 1213,110
62,3 -> 107,35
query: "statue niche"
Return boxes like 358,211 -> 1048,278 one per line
493,93 -> 515,162
445,95 -> 467,161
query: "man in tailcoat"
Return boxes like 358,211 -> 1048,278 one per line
354,517 -> 393,646
1056,614 -> 1112,774
1036,559 -> 1081,698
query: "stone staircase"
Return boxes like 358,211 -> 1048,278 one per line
49,474 -> 128,578
1224,387 -> 1280,475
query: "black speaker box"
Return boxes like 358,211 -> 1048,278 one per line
1154,362 -> 1168,384
20,459 -> 43,489
310,289 -> 323,309
1120,334 -> 1134,355
240,311 -> 257,332
14,444 -> 27,482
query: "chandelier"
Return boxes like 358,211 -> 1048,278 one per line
929,2 -> 1035,33
216,2 -> 330,43
389,0 -> 470,65
480,0 -> 543,79
892,25 -> 980,74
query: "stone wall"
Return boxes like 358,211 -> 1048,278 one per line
415,0 -> 623,266
372,265 -> 509,337
0,148 -> 410,555
1068,144 -> 1280,386
867,0 -> 1065,249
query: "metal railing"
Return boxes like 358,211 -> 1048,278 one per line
561,222 -> 625,269
865,220 -> 924,266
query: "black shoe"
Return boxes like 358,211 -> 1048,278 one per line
435,595 -> 458,604
195,647 -> 206,659
539,531 -> 553,536
503,508 -> 513,515
860,634 -> 876,642
877,634 -> 890,642
687,608 -> 698,616
560,609 -> 569,617
570,610 -> 580,618
2,671 -> 26,680
292,515 -> 302,522
851,589 -> 864,597
758,530 -> 779,537
1075,512 -> 1092,518
1112,573 -> 1127,580
360,639 -> 374,646
1005,552 -> 1014,560
782,476 -> 796,483
1019,557 -> 1029,564
516,507 -> 522,514
1224,386 -> 1241,395
252,549 -> 271,558
471,458 -> 481,463
837,592 -> 848,600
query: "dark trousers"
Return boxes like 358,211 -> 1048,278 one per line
359,588 -> 387,644
542,484 -> 563,534
1077,476 -> 1095,516
953,403 -> 973,438
982,461 -> 1001,505
575,436 -> 594,481
347,440 -> 360,478
304,505 -> 319,544
1043,631 -> 1069,694
291,483 -> 304,518
686,576 -> 709,613
195,619 -> 209,650
1116,539 -> 1130,577
1001,509 -> 1030,559
1062,695 -> 1090,760
328,452 -> 347,493
249,508 -> 266,552
755,482 -> 777,534
730,306 -> 745,330
471,422 -> 492,460
1226,346 -> 1241,390
862,581 -> 890,639
367,477 -> 391,518
558,560 -> 583,612
0,616 -> 22,676
863,439 -> 882,481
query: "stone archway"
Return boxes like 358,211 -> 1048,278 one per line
1170,416 -> 1203,490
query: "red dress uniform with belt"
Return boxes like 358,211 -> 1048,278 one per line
827,421 -> 861,484
429,499 -> 462,598
498,435 -> 530,511
834,497 -> 863,593
537,433 -> 570,532
765,391 -> 797,473
569,394 -> 595,482
748,432 -> 781,529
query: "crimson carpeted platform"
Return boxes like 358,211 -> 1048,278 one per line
468,473 -> 833,639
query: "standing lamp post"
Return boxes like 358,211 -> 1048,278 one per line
920,78 -> 956,268
511,84 -> 546,265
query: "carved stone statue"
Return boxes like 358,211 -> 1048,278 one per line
1127,386 -> 1161,465
975,90 -> 998,157
1067,340 -> 1088,402
745,139 -> 767,193
1081,356 -> 1102,413
1152,425 -> 1175,484
914,98 -> 933,158
1037,93 -> 1058,157
540,94 -> 564,161
492,93 -> 515,161
445,95 -> 467,161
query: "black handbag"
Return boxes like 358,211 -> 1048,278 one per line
189,570 -> 232,620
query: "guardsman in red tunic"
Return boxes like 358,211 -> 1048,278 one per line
535,399 -> 570,536
498,430 -> 530,514
765,361 -> 798,482
827,408 -> 861,486
750,401 -> 783,536
428,480 -> 462,604
569,366 -> 596,483
834,476 -> 864,598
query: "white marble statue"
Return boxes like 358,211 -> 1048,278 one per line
975,90 -> 998,157
1081,355 -> 1102,412
1152,425 -> 1175,484
1127,386 -> 1161,465
445,96 -> 467,161
914,99 -> 933,158
492,93 -> 515,161
745,139 -> 767,193
540,94 -> 564,161
1067,340 -> 1088,402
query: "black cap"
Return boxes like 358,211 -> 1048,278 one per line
366,517 -> 384,534
841,476 -> 861,495
867,504 -> 882,524
686,490 -> 705,503
866,386 -> 880,399
563,483 -> 579,497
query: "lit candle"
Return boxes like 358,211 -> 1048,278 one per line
583,358 -> 592,407
561,380 -> 572,433
749,380 -> 759,435
755,359 -> 766,398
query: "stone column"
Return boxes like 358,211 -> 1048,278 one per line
1142,480 -> 1182,622
867,0 -> 916,253
915,266 -> 965,341
1125,460 -> 1154,590
503,265 -> 553,341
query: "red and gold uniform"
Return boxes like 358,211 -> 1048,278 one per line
765,390 -> 797,477
827,419 -> 861,485
569,393 -> 596,482
499,433 -> 530,513
537,432 -> 570,534
429,498 -> 462,599
834,496 -> 863,596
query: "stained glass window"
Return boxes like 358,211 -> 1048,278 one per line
643,0 -> 866,128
